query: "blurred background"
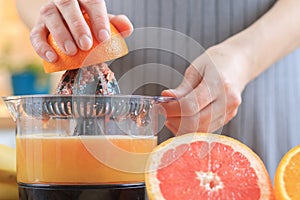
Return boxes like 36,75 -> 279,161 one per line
0,0 -> 59,147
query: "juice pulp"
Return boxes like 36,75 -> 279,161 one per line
16,135 -> 157,184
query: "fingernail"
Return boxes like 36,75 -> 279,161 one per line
79,34 -> 93,50
97,29 -> 110,42
64,40 -> 77,55
162,89 -> 177,97
45,51 -> 57,62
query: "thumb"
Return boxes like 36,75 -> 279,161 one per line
162,65 -> 202,98
109,14 -> 134,38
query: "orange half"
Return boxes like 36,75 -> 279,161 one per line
274,145 -> 300,200
43,14 -> 128,73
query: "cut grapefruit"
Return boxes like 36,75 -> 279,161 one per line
274,145 -> 300,200
145,133 -> 274,200
43,14 -> 128,73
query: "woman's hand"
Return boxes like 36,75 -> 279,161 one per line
30,0 -> 133,63
162,44 -> 251,135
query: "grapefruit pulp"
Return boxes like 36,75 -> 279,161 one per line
145,133 -> 274,200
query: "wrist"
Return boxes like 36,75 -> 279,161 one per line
209,39 -> 254,91
221,32 -> 258,79
219,17 -> 285,83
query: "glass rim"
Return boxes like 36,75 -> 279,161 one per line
2,94 -> 177,104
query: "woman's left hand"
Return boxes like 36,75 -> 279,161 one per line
162,44 -> 251,135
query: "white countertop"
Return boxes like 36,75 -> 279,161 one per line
0,129 -> 15,148
0,101 -> 15,147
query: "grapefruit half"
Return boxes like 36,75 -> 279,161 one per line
145,133 -> 274,200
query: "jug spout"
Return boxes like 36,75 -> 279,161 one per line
2,96 -> 20,122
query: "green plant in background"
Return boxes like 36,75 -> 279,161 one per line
1,42 -> 45,74
0,42 -> 50,95
10,61 -> 50,95
22,61 -> 50,93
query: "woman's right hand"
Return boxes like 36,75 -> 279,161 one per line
30,0 -> 133,63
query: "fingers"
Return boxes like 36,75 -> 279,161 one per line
162,78 -> 213,117
165,113 -> 202,136
54,0 -> 93,50
79,0 -> 110,42
165,103 -> 213,136
161,58 -> 208,117
109,14 -> 134,38
164,85 -> 241,135
30,1 -> 82,62
31,0 -> 134,63
207,108 -> 239,133
30,21 -> 57,62
162,65 -> 203,99
165,103 -> 239,135
40,2 -> 79,55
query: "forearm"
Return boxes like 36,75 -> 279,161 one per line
221,0 -> 300,83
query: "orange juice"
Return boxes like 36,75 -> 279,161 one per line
16,134 -> 157,184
